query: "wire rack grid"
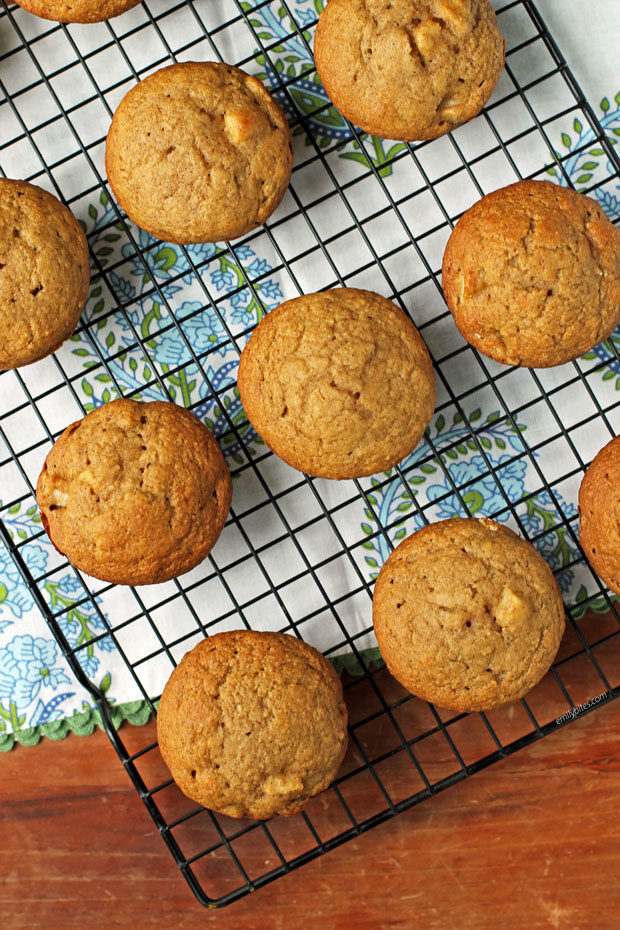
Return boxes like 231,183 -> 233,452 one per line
1,0 -> 620,909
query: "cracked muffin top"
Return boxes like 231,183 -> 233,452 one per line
237,287 -> 436,479
442,180 -> 620,368
13,0 -> 141,23
157,629 -> 349,819
36,398 -> 232,585
0,178 -> 89,370
373,517 -> 565,711
314,0 -> 504,141
105,61 -> 293,244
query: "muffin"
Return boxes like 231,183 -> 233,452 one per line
442,180 -> 620,368
157,630 -> 349,819
314,0 -> 504,141
36,398 -> 231,585
0,178 -> 89,370
373,518 -> 565,711
12,0 -> 141,22
579,434 -> 620,595
237,288 -> 436,479
106,61 -> 293,244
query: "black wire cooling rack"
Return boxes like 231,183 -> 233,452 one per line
2,0 -> 620,909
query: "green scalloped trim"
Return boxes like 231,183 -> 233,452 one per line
8,602 -> 613,752
330,645 -> 384,676
0,649 -> 382,751
0,699 -> 152,752
570,591 -> 620,620
3,593 -> 616,752
0,594 -> 620,752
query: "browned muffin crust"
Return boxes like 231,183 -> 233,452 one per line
36,398 -> 232,585
579,435 -> 620,595
314,0 -> 504,141
0,178 -> 89,370
106,61 -> 293,244
237,288 -> 436,479
442,180 -> 620,368
157,630 -> 349,819
373,518 -> 565,711
13,0 -> 141,23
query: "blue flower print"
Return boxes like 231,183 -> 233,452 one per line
0,546 -> 34,619
295,6 -> 317,26
210,268 -> 236,292
0,635 -> 72,709
229,290 -> 256,327
596,188 -> 620,219
57,573 -> 85,597
109,270 -> 136,304
121,231 -> 218,287
247,258 -> 271,278
77,653 -> 100,679
427,455 -> 527,519
233,245 -> 255,262
152,302 -> 228,366
548,564 -> 574,595
258,279 -> 283,302
230,290 -> 249,309
230,307 -> 256,328
495,457 -> 528,502
187,241 -> 218,267
152,329 -> 187,367
519,488 -> 577,538
23,543 -> 48,579
181,307 -> 227,357
98,635 -> 116,654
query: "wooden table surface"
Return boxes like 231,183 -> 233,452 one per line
2,690 -> 619,930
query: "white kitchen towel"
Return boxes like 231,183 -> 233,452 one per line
0,0 -> 619,747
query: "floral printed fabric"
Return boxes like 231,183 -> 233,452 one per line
0,0 -> 619,747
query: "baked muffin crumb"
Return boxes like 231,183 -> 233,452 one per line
314,0 -> 504,141
0,178 -> 89,370
36,398 -> 232,585
106,61 -> 293,244
13,0 -> 141,23
442,180 -> 620,367
157,630 -> 348,819
373,517 -> 565,711
237,288 -> 436,479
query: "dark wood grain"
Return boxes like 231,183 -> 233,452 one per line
2,690 -> 620,930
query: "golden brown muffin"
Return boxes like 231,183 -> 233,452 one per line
13,0 -> 141,22
157,630 -> 348,819
314,0 -> 504,141
105,62 -> 293,244
373,518 -> 565,711
442,180 -> 620,368
0,178 -> 89,370
237,288 -> 436,479
579,435 -> 620,595
36,398 -> 231,585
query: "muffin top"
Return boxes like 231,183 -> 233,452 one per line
13,0 -> 141,23
106,61 -> 293,244
36,398 -> 232,585
442,180 -> 620,368
157,630 -> 349,819
579,434 -> 620,596
0,178 -> 89,370
373,518 -> 565,711
237,288 -> 436,479
314,0 -> 504,141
